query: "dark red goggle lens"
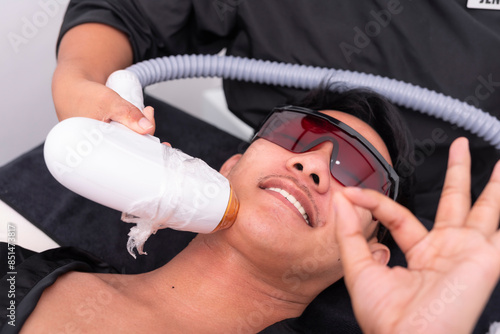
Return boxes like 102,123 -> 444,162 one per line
255,110 -> 394,196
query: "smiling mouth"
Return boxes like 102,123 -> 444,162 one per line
267,187 -> 311,226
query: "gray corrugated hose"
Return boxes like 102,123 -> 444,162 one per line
108,54 -> 500,149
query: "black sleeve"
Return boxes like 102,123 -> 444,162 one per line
57,0 -> 237,62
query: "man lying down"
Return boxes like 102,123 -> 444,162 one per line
1,86 -> 499,333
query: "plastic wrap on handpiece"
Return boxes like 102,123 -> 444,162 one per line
122,146 -> 231,257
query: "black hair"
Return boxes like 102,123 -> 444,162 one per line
289,83 -> 415,242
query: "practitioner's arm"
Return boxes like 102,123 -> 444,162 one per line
53,23 -> 155,134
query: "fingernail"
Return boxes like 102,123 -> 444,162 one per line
332,192 -> 340,211
143,106 -> 154,118
332,191 -> 345,213
138,117 -> 153,130
344,187 -> 362,195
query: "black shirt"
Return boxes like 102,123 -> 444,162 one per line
58,0 -> 500,139
58,0 -> 500,218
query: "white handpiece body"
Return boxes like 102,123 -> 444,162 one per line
44,118 -> 234,255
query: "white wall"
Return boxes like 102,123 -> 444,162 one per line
0,0 -> 70,166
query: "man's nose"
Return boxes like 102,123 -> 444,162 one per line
285,141 -> 335,193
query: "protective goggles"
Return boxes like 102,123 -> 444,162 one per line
252,105 -> 399,200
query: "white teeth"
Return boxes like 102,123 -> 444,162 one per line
268,187 -> 310,226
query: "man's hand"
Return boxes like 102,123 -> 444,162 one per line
334,137 -> 500,334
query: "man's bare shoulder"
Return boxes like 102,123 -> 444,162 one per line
20,272 -> 145,333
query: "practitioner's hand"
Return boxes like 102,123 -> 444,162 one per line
334,137 -> 500,334
53,75 -> 156,135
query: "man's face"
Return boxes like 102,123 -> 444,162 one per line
218,110 -> 392,286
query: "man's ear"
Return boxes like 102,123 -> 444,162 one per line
219,154 -> 242,177
367,241 -> 390,266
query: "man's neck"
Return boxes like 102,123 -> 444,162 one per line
126,234 -> 312,333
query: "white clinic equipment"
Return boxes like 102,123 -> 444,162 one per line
44,117 -> 238,257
